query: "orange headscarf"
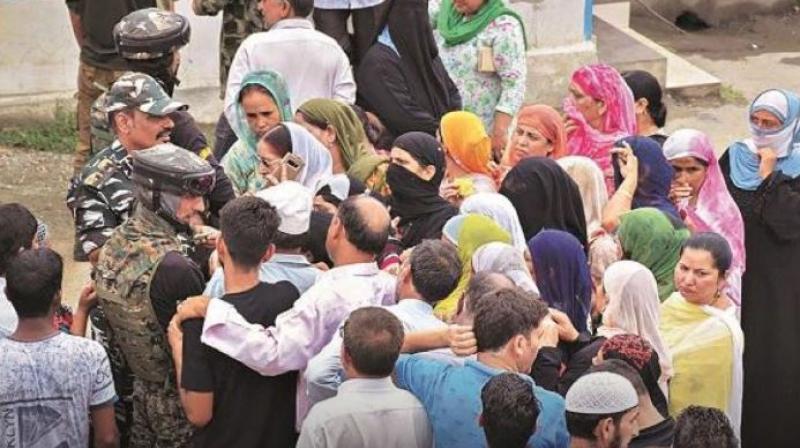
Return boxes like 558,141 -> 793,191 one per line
440,111 -> 492,175
512,104 -> 568,160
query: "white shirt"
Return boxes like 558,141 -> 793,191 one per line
297,377 -> 433,448
224,18 -> 356,127
0,277 -> 18,337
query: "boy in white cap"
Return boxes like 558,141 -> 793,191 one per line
204,181 -> 321,297
565,372 -> 641,448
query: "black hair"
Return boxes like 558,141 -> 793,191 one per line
623,70 -> 667,128
473,288 -> 548,352
238,83 -> 274,104
566,410 -> 629,441
306,211 -> 333,266
337,196 -> 389,256
288,0 -> 314,18
674,406 -> 738,448
219,196 -> 280,268
5,248 -> 63,319
681,232 -> 733,276
261,124 -> 293,158
274,230 -> 310,252
481,373 -> 540,448
342,307 -> 404,377
0,203 -> 37,276
410,240 -> 462,304
459,272 -> 513,317
589,360 -> 647,397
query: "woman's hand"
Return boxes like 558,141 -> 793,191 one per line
440,181 -> 463,207
758,147 -> 778,179
611,143 -> 638,181
549,308 -> 580,342
669,183 -> 693,205
564,117 -> 579,136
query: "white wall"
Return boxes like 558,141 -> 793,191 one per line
0,0 -> 222,98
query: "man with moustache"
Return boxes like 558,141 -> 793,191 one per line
67,72 -> 187,265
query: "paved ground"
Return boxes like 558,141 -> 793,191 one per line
2,10 -> 798,305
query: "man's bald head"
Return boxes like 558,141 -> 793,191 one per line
337,195 -> 390,256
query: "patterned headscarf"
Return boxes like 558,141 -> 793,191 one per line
564,64 -> 637,192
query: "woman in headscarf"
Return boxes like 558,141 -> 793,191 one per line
429,0 -> 527,158
439,111 -> 496,204
617,207 -> 690,301
222,70 -> 293,196
295,99 -> 377,178
437,214 -> 511,319
499,157 -> 588,249
356,0 -> 461,137
460,192 -> 527,253
564,64 -> 637,192
255,122 -> 333,190
471,242 -> 538,295
661,233 -> 743,437
386,132 -> 458,248
664,129 -> 745,306
623,70 -> 669,145
505,104 -> 568,166
718,89 -> 800,446
557,156 -> 619,295
603,136 -> 680,232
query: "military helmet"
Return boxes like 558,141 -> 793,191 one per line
114,8 -> 191,60
132,143 -> 215,197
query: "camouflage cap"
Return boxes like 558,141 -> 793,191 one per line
114,8 -> 191,60
103,72 -> 187,117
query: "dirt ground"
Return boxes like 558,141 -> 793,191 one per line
2,11 -> 799,304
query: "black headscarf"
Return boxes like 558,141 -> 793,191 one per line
373,0 -> 458,120
387,132 -> 457,248
500,157 -> 588,249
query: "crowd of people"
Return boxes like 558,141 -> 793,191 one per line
1,0 -> 799,447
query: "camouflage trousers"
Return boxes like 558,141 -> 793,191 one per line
75,61 -> 125,174
129,377 -> 194,448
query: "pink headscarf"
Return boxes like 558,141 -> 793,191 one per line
563,64 -> 637,192
663,129 -> 746,305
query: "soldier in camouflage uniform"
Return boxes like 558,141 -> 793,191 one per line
66,72 -> 186,264
95,143 -> 215,447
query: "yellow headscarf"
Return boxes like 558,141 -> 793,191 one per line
440,111 -> 492,175
435,214 -> 512,320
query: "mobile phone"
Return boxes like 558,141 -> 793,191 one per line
282,153 -> 305,181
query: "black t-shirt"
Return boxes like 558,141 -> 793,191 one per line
67,0 -> 157,69
150,251 -> 207,332
630,417 -> 675,448
181,281 -> 301,447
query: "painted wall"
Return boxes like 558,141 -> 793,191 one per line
0,0 -> 222,98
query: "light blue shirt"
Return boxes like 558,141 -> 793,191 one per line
394,356 -> 570,448
314,0 -> 384,11
203,253 -> 321,298
304,298 -> 447,407
377,26 -> 399,56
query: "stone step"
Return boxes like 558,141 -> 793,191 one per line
594,1 -> 721,98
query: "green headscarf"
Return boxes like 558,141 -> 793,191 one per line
435,214 -> 512,320
618,208 -> 691,301
435,0 -> 527,48
349,154 -> 389,192
234,70 -> 292,152
297,99 -> 371,175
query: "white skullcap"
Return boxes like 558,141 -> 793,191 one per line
565,372 -> 638,414
255,181 -> 312,235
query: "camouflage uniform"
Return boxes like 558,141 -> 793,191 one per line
66,72 -> 187,259
94,204 -> 193,448
193,0 -> 265,97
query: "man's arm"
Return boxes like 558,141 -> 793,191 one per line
304,334 -> 344,406
67,5 -> 84,48
332,47 -> 357,105
90,405 -> 119,448
401,325 -> 476,356
169,319 -> 214,427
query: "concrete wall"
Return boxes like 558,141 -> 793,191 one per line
636,0 -> 794,25
0,0 -> 222,119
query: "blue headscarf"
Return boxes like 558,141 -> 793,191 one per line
729,89 -> 800,190
613,136 -> 680,220
528,230 -> 592,333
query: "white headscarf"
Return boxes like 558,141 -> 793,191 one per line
472,242 -> 540,296
284,122 -> 333,190
460,193 -> 527,253
557,156 -> 608,236
598,261 -> 673,385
